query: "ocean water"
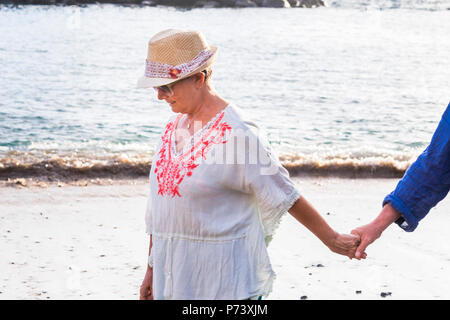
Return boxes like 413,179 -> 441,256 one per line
0,2 -> 449,178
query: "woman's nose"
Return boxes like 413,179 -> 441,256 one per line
157,88 -> 167,100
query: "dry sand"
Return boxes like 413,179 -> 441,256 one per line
1,177 -> 449,300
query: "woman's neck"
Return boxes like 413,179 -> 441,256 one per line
185,88 -> 228,123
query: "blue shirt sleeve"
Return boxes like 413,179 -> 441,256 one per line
383,103 -> 450,232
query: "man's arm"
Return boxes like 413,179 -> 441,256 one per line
351,103 -> 450,259
384,103 -> 450,232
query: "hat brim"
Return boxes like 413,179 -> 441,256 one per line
136,46 -> 218,89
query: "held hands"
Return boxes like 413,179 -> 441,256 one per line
327,232 -> 362,259
287,196 -> 394,261
350,223 -> 382,260
349,204 -> 401,260
328,221 -> 386,260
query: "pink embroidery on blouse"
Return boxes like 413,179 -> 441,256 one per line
154,111 -> 231,197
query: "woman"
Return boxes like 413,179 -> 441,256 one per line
137,29 -> 359,300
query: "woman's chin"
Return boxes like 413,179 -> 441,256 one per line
170,103 -> 185,113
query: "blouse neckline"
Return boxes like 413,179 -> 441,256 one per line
171,105 -> 230,157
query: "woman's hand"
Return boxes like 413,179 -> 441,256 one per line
288,197 -> 362,259
140,267 -> 154,300
327,232 -> 363,259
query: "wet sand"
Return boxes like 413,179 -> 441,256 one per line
1,177 -> 449,299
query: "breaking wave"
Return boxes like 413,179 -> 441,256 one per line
0,150 -> 413,181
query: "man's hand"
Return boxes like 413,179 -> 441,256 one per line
350,203 -> 401,260
140,268 -> 154,300
350,224 -> 381,260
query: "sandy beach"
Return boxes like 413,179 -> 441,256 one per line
1,177 -> 449,300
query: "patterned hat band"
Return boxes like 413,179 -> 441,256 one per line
144,49 -> 214,79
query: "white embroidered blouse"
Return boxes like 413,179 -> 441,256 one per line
145,104 -> 301,300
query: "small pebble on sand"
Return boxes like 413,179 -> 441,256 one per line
380,292 -> 392,298
300,296 -> 308,300
15,179 -> 27,186
356,290 -> 362,294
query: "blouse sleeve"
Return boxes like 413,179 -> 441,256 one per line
240,121 -> 301,245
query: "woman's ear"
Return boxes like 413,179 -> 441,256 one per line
194,72 -> 206,89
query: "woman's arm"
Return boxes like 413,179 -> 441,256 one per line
140,235 -> 153,300
288,196 -> 360,258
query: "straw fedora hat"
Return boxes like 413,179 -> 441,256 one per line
136,29 -> 218,89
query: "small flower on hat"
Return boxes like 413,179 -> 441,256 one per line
169,68 -> 181,79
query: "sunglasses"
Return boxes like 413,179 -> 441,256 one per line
153,77 -> 185,95
153,71 -> 207,95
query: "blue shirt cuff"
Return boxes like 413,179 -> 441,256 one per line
383,194 -> 419,232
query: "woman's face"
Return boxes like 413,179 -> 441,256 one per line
156,73 -> 203,114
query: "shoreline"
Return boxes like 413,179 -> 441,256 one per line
0,166 -> 407,188
0,169 -> 406,188
0,177 -> 149,188
1,177 -> 450,299
0,0 -> 325,8
0,159 -> 408,185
